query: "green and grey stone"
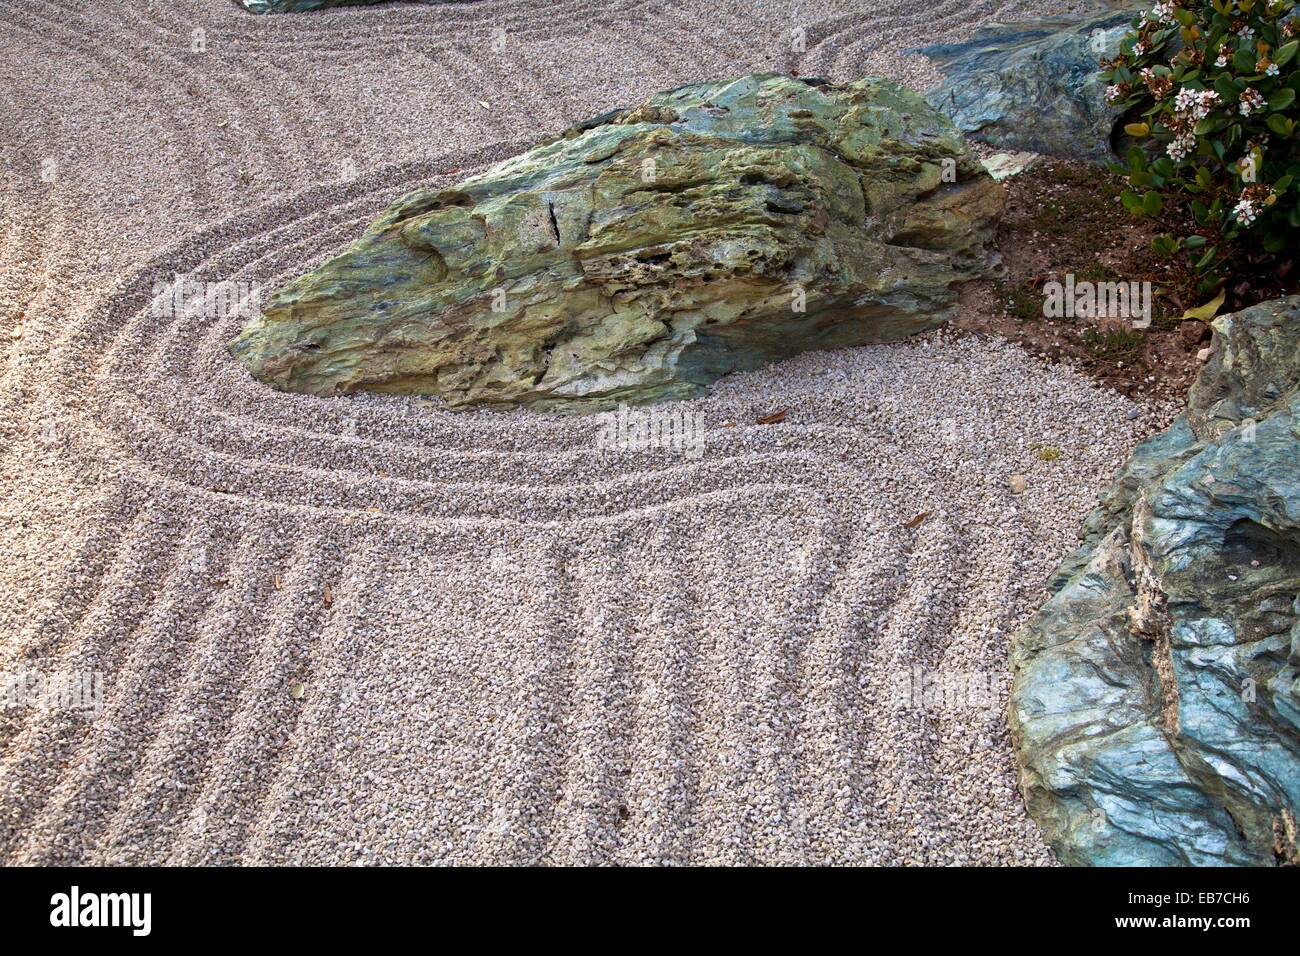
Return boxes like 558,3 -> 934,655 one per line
1011,296 -> 1300,866
916,5 -> 1138,162
231,74 -> 1004,410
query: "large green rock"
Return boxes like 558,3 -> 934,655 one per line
231,74 -> 1003,410
1011,297 -> 1300,866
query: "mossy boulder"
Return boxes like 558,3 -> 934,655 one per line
231,74 -> 1003,410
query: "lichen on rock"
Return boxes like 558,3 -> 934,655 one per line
231,73 -> 1003,411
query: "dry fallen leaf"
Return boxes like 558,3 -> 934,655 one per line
272,573 -> 282,591
721,420 -> 736,428
479,100 -> 491,110
756,408 -> 788,425
903,511 -> 933,530
289,682 -> 305,701
323,584 -> 334,609
1181,289 -> 1225,322
9,326 -> 22,340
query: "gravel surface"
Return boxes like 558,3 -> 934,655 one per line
0,0 -> 1155,865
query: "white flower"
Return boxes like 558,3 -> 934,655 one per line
1216,52 -> 1229,67
1173,87 -> 1219,122
1265,62 -> 1280,76
1232,196 -> 1258,225
1239,88 -> 1264,115
1105,84 -> 1123,103
1135,40 -> 1149,55
1194,89 -> 1220,119
1239,25 -> 1256,39
1167,132 -> 1196,161
1149,1 -> 1176,23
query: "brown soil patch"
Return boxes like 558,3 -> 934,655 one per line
954,159 -> 1297,406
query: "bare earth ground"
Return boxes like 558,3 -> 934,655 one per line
0,0 -> 1162,864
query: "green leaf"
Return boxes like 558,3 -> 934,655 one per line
1276,174 -> 1294,193
1121,189 -> 1145,214
1194,245 -> 1219,271
1270,87 -> 1296,112
1197,275 -> 1223,296
1215,74 -> 1241,101
1276,40 -> 1299,67
1142,190 -> 1163,216
1152,235 -> 1181,255
1124,122 -> 1151,137
1184,234 -> 1208,248
1267,113 -> 1294,136
1180,289 -> 1225,321
1234,48 -> 1256,73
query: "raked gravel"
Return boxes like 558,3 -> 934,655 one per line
0,0 -> 1158,865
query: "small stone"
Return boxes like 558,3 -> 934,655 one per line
1179,319 -> 1209,347
1008,474 -> 1028,494
1196,346 -> 1214,363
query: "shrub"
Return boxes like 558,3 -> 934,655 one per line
1100,0 -> 1300,294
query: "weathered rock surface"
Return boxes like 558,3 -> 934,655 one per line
1011,296 -> 1300,866
917,6 -> 1136,162
231,74 -> 1003,410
